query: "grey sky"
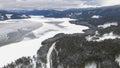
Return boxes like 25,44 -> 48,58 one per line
0,0 -> 120,10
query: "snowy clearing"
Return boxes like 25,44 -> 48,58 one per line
98,22 -> 118,28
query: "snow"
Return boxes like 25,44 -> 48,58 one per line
46,43 -> 56,68
98,22 -> 118,28
6,14 -> 12,19
95,32 -> 120,41
86,32 -> 120,67
91,15 -> 100,19
116,55 -> 120,66
86,32 -> 120,42
68,13 -> 82,17
0,16 -> 89,67
85,62 -> 97,68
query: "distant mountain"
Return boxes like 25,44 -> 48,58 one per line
3,5 -> 120,26
0,10 -> 31,20
1,5 -> 120,19
18,5 -> 120,19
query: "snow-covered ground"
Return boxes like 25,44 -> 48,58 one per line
85,62 -> 97,68
91,15 -> 100,19
0,16 -> 89,67
96,32 -> 120,41
86,32 -> 120,42
98,22 -> 118,28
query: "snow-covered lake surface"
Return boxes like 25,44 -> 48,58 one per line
0,20 -> 42,45
0,16 -> 89,67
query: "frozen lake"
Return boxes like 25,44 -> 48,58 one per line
0,16 -> 89,67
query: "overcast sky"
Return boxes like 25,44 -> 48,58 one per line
0,0 -> 120,10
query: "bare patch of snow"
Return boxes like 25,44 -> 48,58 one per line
85,62 -> 97,68
85,32 -> 120,42
91,15 -> 100,19
94,32 -> 120,41
6,14 -> 12,19
116,55 -> 120,66
46,43 -> 56,68
68,13 -> 82,17
98,22 -> 118,28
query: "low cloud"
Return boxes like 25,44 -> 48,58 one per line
101,0 -> 120,6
